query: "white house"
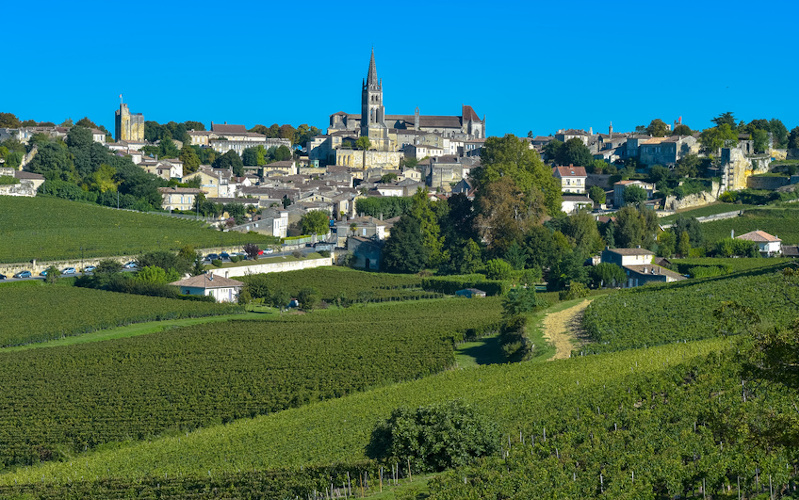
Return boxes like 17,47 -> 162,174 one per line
170,274 -> 243,303
553,165 -> 588,194
736,230 -> 782,256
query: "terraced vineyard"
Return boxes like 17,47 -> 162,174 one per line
0,196 -> 278,263
0,298 -> 503,470
0,338 -> 729,494
581,265 -> 798,354
0,284 -> 239,347
668,257 -> 795,275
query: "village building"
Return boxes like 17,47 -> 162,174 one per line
170,274 -> 243,303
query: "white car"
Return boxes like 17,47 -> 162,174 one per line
61,267 -> 77,275
123,261 -> 138,269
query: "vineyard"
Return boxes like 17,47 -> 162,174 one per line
0,298 -> 503,471
668,257 -> 795,276
239,267 -> 442,303
0,338 -> 727,494
0,284 -> 239,347
658,202 -> 753,224
0,196 -> 278,263
701,207 -> 799,244
581,265 -> 798,354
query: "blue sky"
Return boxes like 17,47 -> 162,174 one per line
4,0 -> 798,138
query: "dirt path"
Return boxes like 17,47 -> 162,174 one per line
541,299 -> 593,360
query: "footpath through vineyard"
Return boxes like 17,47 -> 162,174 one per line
540,299 -> 592,360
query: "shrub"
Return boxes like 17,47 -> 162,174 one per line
558,281 -> 589,301
229,256 -> 240,263
367,400 -> 499,472
484,259 -> 513,280
211,259 -> 223,267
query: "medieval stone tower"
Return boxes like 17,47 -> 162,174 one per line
115,100 -> 145,142
360,49 -> 391,151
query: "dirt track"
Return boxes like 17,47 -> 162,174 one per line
541,299 -> 593,360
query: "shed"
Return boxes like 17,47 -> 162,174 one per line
169,274 -> 243,303
455,288 -> 486,298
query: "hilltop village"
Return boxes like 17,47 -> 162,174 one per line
1,49 -> 799,499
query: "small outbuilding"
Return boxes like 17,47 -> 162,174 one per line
455,288 -> 487,298
169,274 -> 244,303
736,230 -> 782,256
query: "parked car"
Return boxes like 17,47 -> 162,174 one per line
83,265 -> 96,273
61,267 -> 77,275
263,248 -> 274,254
123,261 -> 138,269
205,253 -> 219,262
39,270 -> 48,277
0,273 -> 6,280
220,252 -> 230,260
13,270 -> 32,279
232,252 -> 248,260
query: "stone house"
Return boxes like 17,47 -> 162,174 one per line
638,135 -> 698,167
600,247 -> 685,288
158,187 -> 205,211
553,165 -> 588,194
347,235 -> 382,270
613,180 -> 655,207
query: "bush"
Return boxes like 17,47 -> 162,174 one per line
367,400 -> 499,472
484,258 -> 513,280
229,256 -> 240,263
318,250 -> 331,258
558,281 -> 589,301
211,259 -> 223,267
502,287 -> 548,317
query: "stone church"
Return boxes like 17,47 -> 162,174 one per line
316,49 -> 485,168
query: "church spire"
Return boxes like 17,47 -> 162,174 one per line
366,48 -> 379,89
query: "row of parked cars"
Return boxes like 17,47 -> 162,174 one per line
0,262 -> 138,280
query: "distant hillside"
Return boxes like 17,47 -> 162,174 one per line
0,196 -> 277,263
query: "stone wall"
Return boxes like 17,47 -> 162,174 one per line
747,176 -> 789,190
0,180 -> 39,197
335,150 -> 403,169
207,257 -> 333,279
662,180 -> 721,211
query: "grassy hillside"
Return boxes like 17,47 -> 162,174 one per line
0,338 -> 725,490
701,207 -> 799,244
0,196 -> 278,263
581,265 -> 797,354
0,283 -> 240,347
0,298 -> 503,470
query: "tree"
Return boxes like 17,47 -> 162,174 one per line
43,265 -> 60,284
484,258 -> 513,280
367,400 -> 498,473
789,127 -> 799,149
471,134 -> 561,216
542,139 -> 563,161
588,185 -> 606,205
646,118 -> 669,137
769,119 -> 788,148
382,215 -> 428,273
546,251 -> 588,291
179,145 -> 201,174
475,176 -> 545,255
673,124 -> 692,136
409,188 -> 444,266
158,138 -> 179,159
700,124 -> 737,153
66,126 -> 93,150
563,211 -> 604,257
648,164 -> 671,185
613,206 -> 647,248
0,112 -> 21,128
675,154 -> 701,178
671,216 -> 704,246
711,112 -> 737,129
380,173 -> 397,183
677,230 -> 691,257
589,262 -> 626,288
88,164 -> 118,193
504,240 -> 527,270
502,287 -> 547,316
752,129 -> 769,154
135,265 -> 179,284
243,243 -> 261,261
656,230 -> 676,257
623,185 -> 647,205
555,138 -> 593,168
213,150 -> 244,176
300,210 -> 330,235
75,117 -> 99,129
297,287 -> 320,311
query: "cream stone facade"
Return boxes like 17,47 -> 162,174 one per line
114,102 -> 144,142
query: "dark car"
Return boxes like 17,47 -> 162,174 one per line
13,270 -> 32,279
205,253 -> 220,261
0,273 -> 6,280
220,252 -> 230,260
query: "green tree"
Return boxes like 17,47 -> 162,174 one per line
646,118 -> 669,137
613,206 -> 648,248
0,112 -> 21,128
241,146 -> 261,167
546,251 -> 588,291
475,176 -> 546,255
671,216 -> 703,246
409,188 -> 444,266
213,150 -> 244,176
88,164 -> 118,193
471,134 -> 561,216
555,138 -> 593,168
700,123 -> 738,153
135,265 -> 179,284
484,258 -> 513,280
588,185 -> 606,205
563,211 -> 604,257
677,230 -> 691,257
179,145 -> 201,174
589,262 -> 626,288
789,127 -> 799,149
297,287 -> 320,311
367,400 -> 498,473
542,139 -> 563,161
675,154 -> 701,178
656,230 -> 676,257
504,240 -> 527,270
66,126 -> 93,150
623,185 -> 647,205
752,129 -> 769,154
382,215 -> 428,273
711,112 -> 737,129
648,164 -> 671,185
502,287 -> 547,316
673,124 -> 692,136
769,119 -> 788,148
300,210 -> 330,235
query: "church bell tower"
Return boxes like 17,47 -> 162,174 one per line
361,48 -> 388,149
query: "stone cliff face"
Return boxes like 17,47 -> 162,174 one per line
0,180 -> 38,197
662,180 -> 721,211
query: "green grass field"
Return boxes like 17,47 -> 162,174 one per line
0,196 -> 278,263
658,202 -> 753,224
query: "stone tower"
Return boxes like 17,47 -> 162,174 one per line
115,100 -> 145,142
360,49 -> 390,151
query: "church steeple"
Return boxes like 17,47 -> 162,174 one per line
365,47 -> 380,90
